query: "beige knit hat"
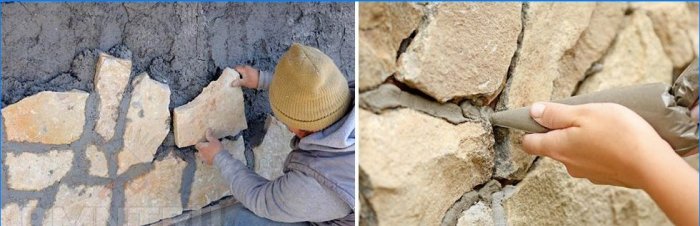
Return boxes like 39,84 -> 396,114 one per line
269,43 -> 351,131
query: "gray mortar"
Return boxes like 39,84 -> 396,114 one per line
440,191 -> 479,226
2,3 -> 354,225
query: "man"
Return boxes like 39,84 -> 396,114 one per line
195,43 -> 355,225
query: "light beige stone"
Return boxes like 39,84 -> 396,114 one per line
359,3 -> 424,91
253,116 -> 294,180
397,3 -> 521,103
578,11 -> 673,94
43,184 -> 112,226
456,201 -> 493,226
173,67 -> 247,148
86,145 -> 108,177
94,52 -> 132,140
632,3 -> 696,68
1,200 -> 37,226
2,91 -> 88,144
501,158 -> 671,225
124,153 -> 186,225
5,150 -> 73,191
117,73 -> 171,174
359,108 -> 493,225
188,138 -> 246,210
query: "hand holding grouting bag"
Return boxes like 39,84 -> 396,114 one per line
491,60 -> 699,155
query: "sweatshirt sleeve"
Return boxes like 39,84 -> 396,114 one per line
257,70 -> 273,90
213,150 -> 351,223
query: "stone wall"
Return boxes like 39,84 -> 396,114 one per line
359,2 -> 698,225
1,3 -> 353,225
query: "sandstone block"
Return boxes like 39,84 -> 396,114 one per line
1,200 -> 37,226
117,73 -> 171,174
94,52 -> 132,140
456,201 -> 493,226
632,3 -> 696,68
254,116 -> 294,180
188,138 -> 245,210
43,184 -> 112,226
500,158 -> 671,225
2,91 -> 88,144
124,153 -> 186,225
5,150 -> 73,191
86,145 -> 108,177
359,108 -> 493,225
173,68 -> 247,148
358,3 -> 424,91
397,3 -> 522,103
578,11 -> 673,94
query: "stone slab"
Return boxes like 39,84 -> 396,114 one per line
43,184 -> 112,226
94,52 -> 132,141
5,150 -> 73,191
253,116 -> 294,180
173,67 -> 247,148
124,153 -> 186,226
117,73 -> 171,174
359,108 -> 493,225
187,138 -> 245,210
1,200 -> 38,226
86,145 -> 108,178
632,3 -> 696,68
2,90 -> 88,144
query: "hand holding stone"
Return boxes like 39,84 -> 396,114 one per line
195,129 -> 223,165
230,65 -> 259,89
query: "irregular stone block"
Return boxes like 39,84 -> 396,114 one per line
94,52 -> 132,140
1,200 -> 37,226
117,73 -> 171,174
5,150 -> 73,191
43,184 -> 112,226
124,153 -> 186,225
500,158 -> 671,225
2,90 -> 88,144
188,138 -> 245,210
632,3 -> 696,68
359,108 -> 493,225
86,145 -> 108,177
456,201 -> 493,226
173,68 -> 247,148
578,11 -> 673,94
254,116 -> 294,180
397,3 -> 522,103
359,3 -> 424,91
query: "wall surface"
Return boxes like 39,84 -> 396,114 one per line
1,3 -> 354,225
359,2 -> 698,225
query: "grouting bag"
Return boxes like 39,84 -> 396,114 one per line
491,60 -> 699,155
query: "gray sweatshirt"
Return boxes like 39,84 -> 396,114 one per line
213,70 -> 354,223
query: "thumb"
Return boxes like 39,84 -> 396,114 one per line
205,129 -> 217,142
530,102 -> 579,130
230,79 -> 241,87
195,142 -> 208,151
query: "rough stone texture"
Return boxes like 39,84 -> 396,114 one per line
188,138 -> 245,210
43,184 -> 112,226
86,145 -> 108,178
5,150 -> 73,191
578,11 -> 673,94
94,52 -> 132,140
456,201 -> 493,226
1,200 -> 38,226
173,68 -> 247,148
2,90 -> 88,144
397,3 -> 521,103
632,3 -> 698,68
495,3 -> 626,180
500,158 -> 671,225
441,191 -> 478,226
358,3 -> 424,91
124,153 -> 186,225
253,116 -> 294,180
360,108 -> 493,225
117,73 -> 171,174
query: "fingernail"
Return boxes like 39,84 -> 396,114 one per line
531,103 -> 545,118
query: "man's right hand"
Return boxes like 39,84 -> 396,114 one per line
231,65 -> 260,89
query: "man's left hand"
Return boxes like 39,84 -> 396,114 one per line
195,129 -> 223,165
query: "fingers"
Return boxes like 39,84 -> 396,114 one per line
522,129 -> 569,158
530,102 -> 579,130
195,142 -> 208,151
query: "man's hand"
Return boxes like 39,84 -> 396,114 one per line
231,65 -> 260,89
521,102 -> 675,189
195,129 -> 223,165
